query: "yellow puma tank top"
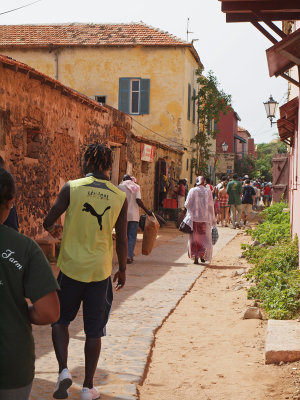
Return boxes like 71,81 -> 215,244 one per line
57,176 -> 126,282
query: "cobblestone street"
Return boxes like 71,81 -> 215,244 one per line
30,227 -> 237,400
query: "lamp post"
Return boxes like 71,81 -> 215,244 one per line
263,95 -> 279,126
222,142 -> 228,152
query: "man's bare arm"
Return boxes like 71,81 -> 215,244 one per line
28,291 -> 60,325
136,198 -> 152,215
113,199 -> 128,290
43,183 -> 70,236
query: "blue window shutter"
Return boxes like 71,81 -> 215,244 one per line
140,79 -> 150,114
214,119 -> 218,132
192,88 -> 196,123
187,84 -> 191,120
119,78 -> 130,113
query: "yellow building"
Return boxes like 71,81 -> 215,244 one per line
0,23 -> 204,185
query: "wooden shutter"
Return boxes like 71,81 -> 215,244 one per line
118,78 -> 130,113
214,119 -> 218,133
187,84 -> 191,120
192,88 -> 196,123
140,79 -> 150,114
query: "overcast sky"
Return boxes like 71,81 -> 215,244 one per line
1,0 -> 288,144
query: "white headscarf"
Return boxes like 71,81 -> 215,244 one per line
122,176 -> 140,193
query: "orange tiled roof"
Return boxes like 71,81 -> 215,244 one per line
0,22 -> 202,66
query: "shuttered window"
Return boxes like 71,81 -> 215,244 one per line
187,83 -> 191,120
214,119 -> 218,133
118,78 -> 150,115
192,88 -> 196,123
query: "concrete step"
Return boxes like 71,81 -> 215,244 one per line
265,319 -> 300,364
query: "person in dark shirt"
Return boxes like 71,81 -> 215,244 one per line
0,168 -> 60,400
241,179 -> 256,227
0,156 -> 19,231
227,173 -> 243,229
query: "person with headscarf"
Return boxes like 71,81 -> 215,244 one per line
119,174 -> 152,264
184,176 -> 216,264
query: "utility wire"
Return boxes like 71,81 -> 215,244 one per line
130,116 -> 194,150
0,0 -> 42,16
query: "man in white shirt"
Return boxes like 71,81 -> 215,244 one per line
119,175 -> 151,264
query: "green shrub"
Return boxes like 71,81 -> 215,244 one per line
250,201 -> 290,245
243,202 -> 299,320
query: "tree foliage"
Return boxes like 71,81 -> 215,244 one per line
234,155 -> 256,178
252,141 -> 288,181
191,68 -> 232,176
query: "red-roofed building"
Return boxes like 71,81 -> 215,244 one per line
0,23 -> 204,185
215,110 -> 256,177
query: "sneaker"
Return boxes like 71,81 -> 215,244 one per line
53,368 -> 72,399
81,387 -> 100,400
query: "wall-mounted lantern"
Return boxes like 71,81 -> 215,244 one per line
222,142 -> 229,152
263,95 -> 278,126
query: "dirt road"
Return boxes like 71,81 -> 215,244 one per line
138,232 -> 300,400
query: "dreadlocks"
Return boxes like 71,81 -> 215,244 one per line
82,143 -> 113,174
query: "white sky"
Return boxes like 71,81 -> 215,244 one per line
1,0 -> 289,144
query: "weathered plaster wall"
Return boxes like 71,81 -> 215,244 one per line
0,59 -> 131,238
215,153 -> 235,177
128,137 -> 182,210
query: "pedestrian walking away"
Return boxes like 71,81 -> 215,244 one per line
241,179 -> 256,226
119,174 -> 151,264
184,176 -> 216,265
0,168 -> 60,400
218,181 -> 230,227
43,143 -> 128,400
227,173 -> 243,229
263,183 -> 272,207
177,179 -> 186,209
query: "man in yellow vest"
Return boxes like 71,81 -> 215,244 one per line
43,143 -> 128,400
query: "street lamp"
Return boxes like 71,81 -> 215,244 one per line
263,95 -> 278,126
222,142 -> 228,152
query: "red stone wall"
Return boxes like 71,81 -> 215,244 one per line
216,111 -> 238,153
0,60 -> 131,238
248,138 -> 257,159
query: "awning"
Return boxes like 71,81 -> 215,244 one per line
277,96 -> 299,145
219,1 -> 300,23
234,134 -> 246,143
266,28 -> 300,80
219,0 -> 300,87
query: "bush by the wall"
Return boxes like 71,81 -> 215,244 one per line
243,202 -> 300,320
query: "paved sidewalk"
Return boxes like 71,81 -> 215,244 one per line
30,227 -> 237,400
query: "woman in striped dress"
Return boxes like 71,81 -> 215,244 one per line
218,181 -> 230,227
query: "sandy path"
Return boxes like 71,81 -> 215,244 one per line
138,232 -> 300,400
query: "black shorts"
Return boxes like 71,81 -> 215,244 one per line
54,272 -> 113,338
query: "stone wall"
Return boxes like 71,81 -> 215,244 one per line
0,56 -> 131,238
